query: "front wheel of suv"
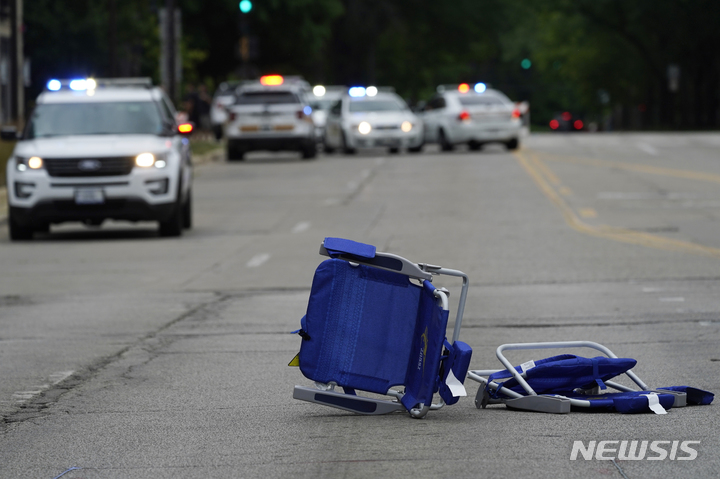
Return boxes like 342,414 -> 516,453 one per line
159,187 -> 184,237
505,138 -> 519,150
182,190 -> 192,229
8,210 -> 33,241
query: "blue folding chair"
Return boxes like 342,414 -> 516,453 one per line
292,238 -> 472,418
468,341 -> 714,414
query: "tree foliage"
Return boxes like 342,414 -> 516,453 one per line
23,0 -> 720,128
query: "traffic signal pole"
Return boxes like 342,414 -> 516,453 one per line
165,0 -> 176,101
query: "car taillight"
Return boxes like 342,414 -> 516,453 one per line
297,110 -> 304,119
458,110 -> 471,121
511,108 -> 521,119
229,112 -> 236,121
549,119 -> 559,130
574,120 -> 584,130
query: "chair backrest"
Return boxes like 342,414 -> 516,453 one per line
299,258 -> 448,410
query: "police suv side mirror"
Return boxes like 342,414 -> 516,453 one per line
1,126 -> 19,141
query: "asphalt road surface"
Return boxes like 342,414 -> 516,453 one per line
1,133 -> 718,478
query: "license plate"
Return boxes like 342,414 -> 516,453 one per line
261,124 -> 272,131
75,188 -> 105,205
377,139 -> 400,147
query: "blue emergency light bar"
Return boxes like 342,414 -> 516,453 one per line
45,77 -> 153,91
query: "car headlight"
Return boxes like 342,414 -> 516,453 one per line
401,121 -> 413,133
358,122 -> 372,135
135,152 -> 167,168
16,156 -> 43,172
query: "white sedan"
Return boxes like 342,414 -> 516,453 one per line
420,83 -> 522,151
324,87 -> 424,154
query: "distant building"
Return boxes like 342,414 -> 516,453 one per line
0,0 -> 24,125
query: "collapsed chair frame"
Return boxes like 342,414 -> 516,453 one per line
467,341 -> 690,414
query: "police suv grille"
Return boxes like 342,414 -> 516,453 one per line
375,125 -> 400,130
44,157 -> 135,177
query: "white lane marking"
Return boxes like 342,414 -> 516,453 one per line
346,180 -> 358,190
324,198 -> 340,206
361,169 -> 371,179
659,297 -> 685,302
636,142 -> 658,155
49,371 -> 75,384
246,253 -> 271,268
11,370 -> 74,403
642,287 -> 663,293
292,221 -> 310,233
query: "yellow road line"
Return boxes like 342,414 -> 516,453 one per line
534,151 -> 720,185
514,151 -> 720,259
579,208 -> 597,218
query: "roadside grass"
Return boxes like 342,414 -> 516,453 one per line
191,137 -> 224,157
0,141 -> 15,187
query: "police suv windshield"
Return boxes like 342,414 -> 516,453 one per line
26,102 -> 164,139
348,100 -> 406,113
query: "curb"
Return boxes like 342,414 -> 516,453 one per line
193,146 -> 225,166
0,186 -> 6,223
0,147 -> 224,223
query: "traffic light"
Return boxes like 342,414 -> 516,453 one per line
239,0 -> 252,13
521,58 -> 532,69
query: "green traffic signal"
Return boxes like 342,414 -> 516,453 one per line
239,0 -> 252,13
521,58 -> 532,69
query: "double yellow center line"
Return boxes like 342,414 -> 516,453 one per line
514,149 -> 720,259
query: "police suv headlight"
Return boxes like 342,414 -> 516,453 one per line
16,156 -> 44,172
135,153 -> 155,167
401,121 -> 413,133
135,153 -> 168,168
358,122 -> 372,135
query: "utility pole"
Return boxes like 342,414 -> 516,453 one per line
165,0 -> 175,102
9,0 -> 24,124
108,0 -> 117,77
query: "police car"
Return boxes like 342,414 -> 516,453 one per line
210,81 -> 241,140
224,75 -> 317,160
3,78 -> 194,240
324,87 -> 423,154
305,85 -> 346,142
420,83 -> 522,151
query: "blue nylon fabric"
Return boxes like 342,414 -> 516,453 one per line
299,259 -> 422,395
400,281 -> 449,411
438,341 -> 473,405
488,354 -> 637,397
559,391 -> 675,413
324,237 -> 376,259
658,386 -> 714,405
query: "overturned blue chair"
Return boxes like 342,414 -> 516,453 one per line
292,238 -> 472,418
468,341 -> 714,414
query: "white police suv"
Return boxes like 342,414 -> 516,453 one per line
323,87 -> 423,154
3,78 -> 194,240
420,83 -> 522,151
224,75 -> 317,160
306,84 -> 346,142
